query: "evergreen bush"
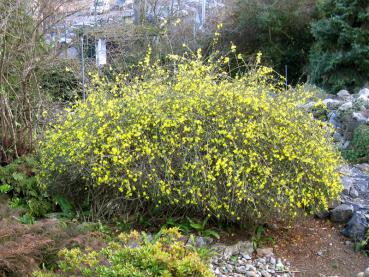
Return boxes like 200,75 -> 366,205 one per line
309,0 -> 369,93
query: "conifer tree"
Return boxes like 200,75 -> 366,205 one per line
309,0 -> 369,93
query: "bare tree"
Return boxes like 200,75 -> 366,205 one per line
0,0 -> 74,164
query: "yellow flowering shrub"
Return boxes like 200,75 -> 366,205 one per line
34,228 -> 214,277
38,50 -> 342,222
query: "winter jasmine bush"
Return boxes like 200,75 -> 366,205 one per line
38,49 -> 342,223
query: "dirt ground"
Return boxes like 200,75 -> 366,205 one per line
270,217 -> 368,277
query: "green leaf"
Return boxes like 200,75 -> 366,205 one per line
0,184 -> 11,193
20,214 -> 35,225
203,229 -> 220,240
189,223 -> 203,231
54,195 -> 75,219
12,172 -> 25,182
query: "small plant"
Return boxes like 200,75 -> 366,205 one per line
355,230 -> 369,256
164,217 -> 191,234
0,184 -> 11,193
54,195 -> 75,219
0,156 -> 51,217
252,225 -> 275,250
342,125 -> 369,163
187,217 -> 220,240
35,228 -> 214,276
19,213 -> 35,225
164,217 -> 220,239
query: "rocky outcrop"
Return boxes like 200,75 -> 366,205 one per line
321,164 -> 369,241
315,87 -> 369,148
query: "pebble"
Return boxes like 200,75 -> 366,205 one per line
225,264 -> 233,272
236,266 -> 247,274
256,247 -> 274,257
275,262 -> 285,271
261,270 -> 272,277
210,241 -> 293,277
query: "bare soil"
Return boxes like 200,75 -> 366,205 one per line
270,217 -> 369,277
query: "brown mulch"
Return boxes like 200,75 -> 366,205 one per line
270,217 -> 369,277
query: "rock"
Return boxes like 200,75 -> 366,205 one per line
359,88 -> 369,98
194,236 -> 212,247
341,212 -> 368,240
256,247 -> 274,257
338,101 -> 353,112
355,95 -> 369,104
323,99 -> 343,110
353,112 -> 369,123
330,204 -> 354,223
275,262 -> 285,271
214,267 -> 224,277
337,90 -> 351,101
210,243 -> 292,277
341,176 -> 354,195
333,132 -> 344,142
242,253 -> 252,260
246,265 -> 257,271
355,164 -> 369,173
365,267 -> 369,277
316,210 -> 330,219
328,111 -> 342,129
236,266 -> 247,274
342,140 -> 351,149
357,272 -> 364,277
301,101 -> 316,109
344,240 -> 352,246
213,241 -> 253,259
261,270 -> 272,277
265,223 -> 279,231
350,187 -> 360,198
225,264 -> 234,272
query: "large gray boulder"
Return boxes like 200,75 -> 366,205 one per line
359,88 -> 369,98
341,176 -> 354,195
337,90 -> 352,101
330,204 -> 354,223
323,99 -> 343,110
338,101 -> 353,112
328,112 -> 342,129
353,111 -> 369,123
341,212 -> 368,241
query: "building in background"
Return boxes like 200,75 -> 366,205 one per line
49,0 -> 225,65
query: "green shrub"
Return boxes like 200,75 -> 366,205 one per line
38,50 -> 342,223
0,156 -> 51,218
230,0 -> 317,84
34,228 -> 214,277
309,0 -> 369,93
40,60 -> 82,102
342,124 -> 369,163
